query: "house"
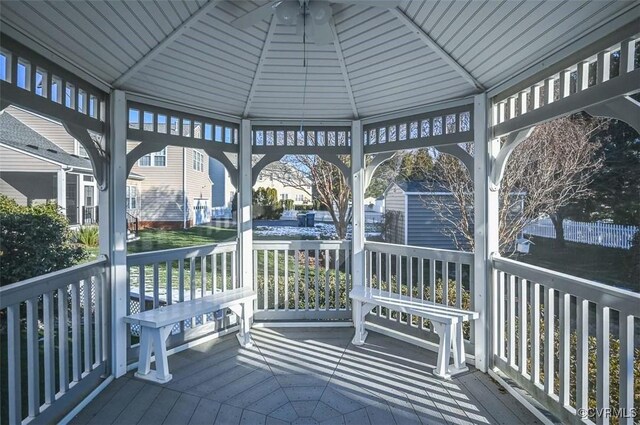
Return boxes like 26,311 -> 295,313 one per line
210,160 -> 312,213
128,142 -> 213,228
383,180 -> 470,250
0,106 -> 144,226
0,106 -> 213,229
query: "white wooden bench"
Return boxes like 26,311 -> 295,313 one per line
123,286 -> 257,383
350,286 -> 479,379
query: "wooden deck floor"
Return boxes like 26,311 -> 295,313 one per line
72,327 -> 542,425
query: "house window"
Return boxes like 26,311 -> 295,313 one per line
126,186 -> 138,209
281,194 -> 289,200
76,140 -> 88,158
295,194 -> 304,202
139,148 -> 167,167
193,150 -> 204,172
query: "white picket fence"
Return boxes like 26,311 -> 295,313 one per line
523,218 -> 638,249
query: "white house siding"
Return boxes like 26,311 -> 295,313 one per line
6,106 -> 76,154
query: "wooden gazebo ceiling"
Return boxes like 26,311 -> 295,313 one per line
1,0 -> 637,120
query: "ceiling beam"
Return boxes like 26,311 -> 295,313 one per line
113,0 -> 221,88
244,17 -> 278,118
390,8 -> 484,91
330,19 -> 359,119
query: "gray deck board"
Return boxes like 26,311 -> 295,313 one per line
72,328 -> 542,425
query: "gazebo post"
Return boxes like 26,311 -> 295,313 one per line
100,89 -> 129,378
350,120 -> 365,293
238,119 -> 253,295
472,93 -> 497,373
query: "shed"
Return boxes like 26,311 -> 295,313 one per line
383,181 -> 470,250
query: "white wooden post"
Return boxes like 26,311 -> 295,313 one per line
238,120 -> 253,292
351,120 -> 365,336
99,89 -> 128,377
56,168 -> 66,216
473,93 -> 496,372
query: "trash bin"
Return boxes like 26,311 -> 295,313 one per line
297,213 -> 307,227
306,212 -> 316,227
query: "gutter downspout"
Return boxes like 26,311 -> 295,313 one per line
183,147 -> 187,229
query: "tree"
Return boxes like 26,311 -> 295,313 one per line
269,155 -> 352,239
0,195 -> 86,285
432,116 -> 603,253
365,148 -> 435,198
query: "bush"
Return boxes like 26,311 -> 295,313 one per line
74,226 -> 99,247
0,195 -> 86,286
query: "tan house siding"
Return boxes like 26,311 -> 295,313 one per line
187,148 -> 211,200
6,106 -> 76,154
128,142 -> 186,226
0,145 -> 60,172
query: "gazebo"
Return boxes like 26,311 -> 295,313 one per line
1,1 -> 638,424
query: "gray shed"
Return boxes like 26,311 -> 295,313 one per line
383,181 -> 470,250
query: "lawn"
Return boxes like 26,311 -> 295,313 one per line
518,237 -> 637,292
128,225 -> 236,253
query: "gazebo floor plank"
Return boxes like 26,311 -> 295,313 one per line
72,328 -> 543,425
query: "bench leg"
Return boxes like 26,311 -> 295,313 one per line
351,301 -> 368,346
235,302 -> 254,348
432,323 -> 452,379
449,322 -> 469,375
134,325 -> 173,384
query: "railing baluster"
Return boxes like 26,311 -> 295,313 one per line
284,249 -> 289,311
304,250 -> 310,309
71,281 -> 81,383
231,249 -> 237,290
455,262 -> 462,309
543,286 -> 555,396
315,249 -> 320,310
95,272 -> 103,366
58,287 -> 69,393
139,265 -> 146,312
596,305 -> 610,425
263,250 -> 268,310
508,275 -> 516,368
167,261 -> 173,304
8,304 -> 22,425
213,253 -> 218,292
179,258 -> 185,332
153,263 -> 160,308
498,272 -> 506,359
418,257 -> 424,328
334,248 -> 340,309
443,261 -> 449,306
43,291 -> 56,404
274,250 -> 279,311
190,258 -> 196,327
201,256 -> 207,323
345,248 -> 350,309
325,249 -> 330,311
386,253 -> 392,319
222,252 -> 228,291
83,278 -> 93,374
519,278 -> 528,376
576,297 -> 589,412
558,291 -> 570,406
294,250 -> 300,310
27,297 -> 40,418
619,314 -> 634,425
407,256 -> 413,325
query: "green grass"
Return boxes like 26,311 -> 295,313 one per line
519,238 -> 637,291
128,226 -> 237,253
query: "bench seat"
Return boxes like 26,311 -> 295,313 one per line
350,286 -> 479,379
123,286 -> 256,383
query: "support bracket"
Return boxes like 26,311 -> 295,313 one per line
364,152 -> 395,190
489,127 -> 535,191
585,95 -> 640,134
434,144 -> 475,182
63,122 -> 109,190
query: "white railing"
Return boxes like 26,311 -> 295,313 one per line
492,256 -> 639,425
363,242 -> 476,348
0,256 -> 109,425
126,242 -> 238,355
523,218 -> 638,250
252,240 -> 352,321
